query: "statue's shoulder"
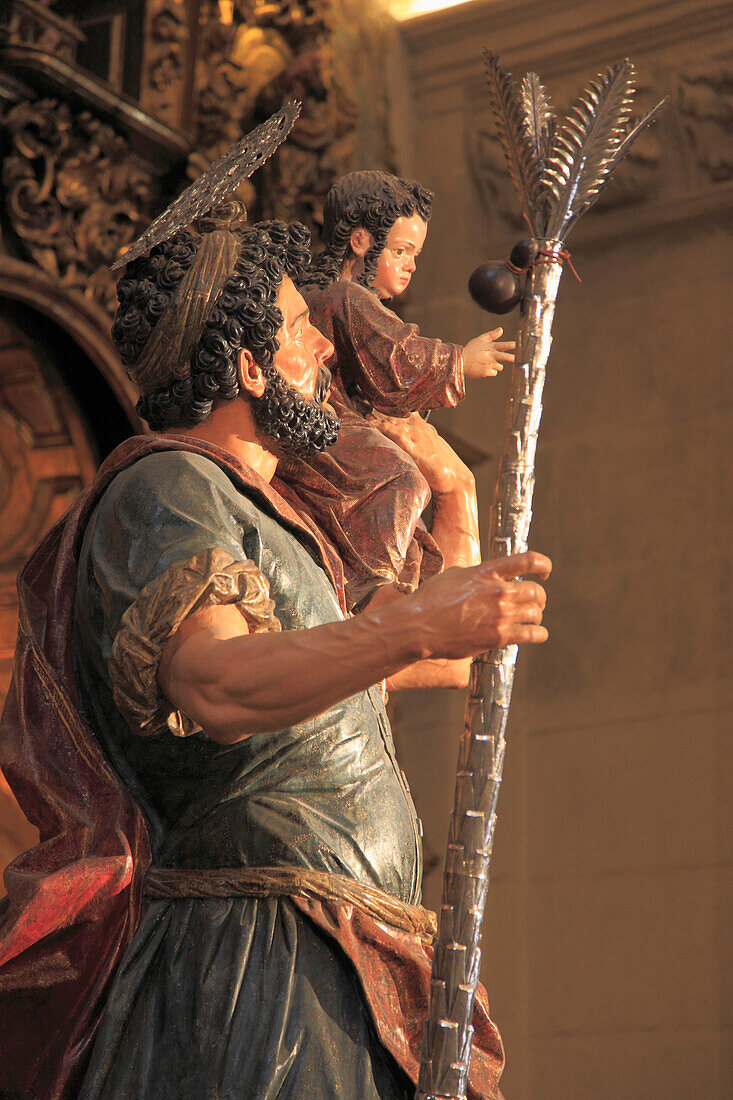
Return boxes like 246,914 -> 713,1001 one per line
109,447 -> 222,493
337,279 -> 376,306
95,448 -> 244,533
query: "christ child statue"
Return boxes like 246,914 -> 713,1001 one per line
275,170 -> 513,610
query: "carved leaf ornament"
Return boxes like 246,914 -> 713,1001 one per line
520,71 -> 555,163
483,52 -> 543,234
1,100 -> 156,311
483,50 -> 669,241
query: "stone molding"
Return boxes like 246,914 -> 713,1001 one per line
400,0 -> 732,245
402,0 -> 733,91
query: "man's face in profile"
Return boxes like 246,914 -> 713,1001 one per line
248,276 -> 340,456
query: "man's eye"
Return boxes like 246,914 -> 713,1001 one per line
394,249 -> 404,256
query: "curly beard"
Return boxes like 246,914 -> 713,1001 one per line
250,363 -> 340,457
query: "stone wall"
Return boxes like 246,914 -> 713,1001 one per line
391,1 -> 732,1095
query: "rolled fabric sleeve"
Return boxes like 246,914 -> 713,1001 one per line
82,451 -> 281,739
109,548 -> 280,738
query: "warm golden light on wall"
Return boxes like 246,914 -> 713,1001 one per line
218,0 -> 475,24
387,0 -> 475,19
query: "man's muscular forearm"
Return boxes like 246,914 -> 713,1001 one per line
159,551 -> 550,745
160,598 -> 425,743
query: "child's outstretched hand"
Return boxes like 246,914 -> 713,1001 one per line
463,327 -> 515,379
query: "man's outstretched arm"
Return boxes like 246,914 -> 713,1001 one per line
159,551 -> 551,745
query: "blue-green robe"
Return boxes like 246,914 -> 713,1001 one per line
73,449 -> 423,1099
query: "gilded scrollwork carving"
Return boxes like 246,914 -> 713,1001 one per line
140,0 -> 189,130
678,62 -> 733,184
255,36 -> 358,228
241,0 -> 331,39
193,0 -> 358,236
0,0 -> 373,311
0,0 -> 84,64
194,4 -> 294,164
1,99 -> 157,312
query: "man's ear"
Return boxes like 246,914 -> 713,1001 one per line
349,227 -> 372,258
236,348 -> 266,398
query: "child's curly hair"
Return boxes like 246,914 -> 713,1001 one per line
299,170 -> 433,292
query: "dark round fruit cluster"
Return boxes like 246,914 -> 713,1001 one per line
468,238 -> 539,314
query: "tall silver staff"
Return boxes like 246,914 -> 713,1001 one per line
417,53 -> 667,1100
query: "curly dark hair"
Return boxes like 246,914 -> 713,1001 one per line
299,170 -> 433,292
112,219 -> 312,431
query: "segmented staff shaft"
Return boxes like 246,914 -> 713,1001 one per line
416,250 -> 563,1100
417,50 -> 666,1100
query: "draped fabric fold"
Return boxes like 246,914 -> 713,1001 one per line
0,433 -> 502,1100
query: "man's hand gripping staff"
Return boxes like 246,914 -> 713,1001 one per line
405,552 -> 550,659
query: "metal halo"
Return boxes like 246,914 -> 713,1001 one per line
111,101 -> 301,271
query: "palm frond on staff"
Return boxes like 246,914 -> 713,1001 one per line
542,59 -> 636,237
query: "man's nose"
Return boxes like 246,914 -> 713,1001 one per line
318,332 -> 335,363
405,256 -> 416,272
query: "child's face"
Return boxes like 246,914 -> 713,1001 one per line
371,215 -> 428,299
